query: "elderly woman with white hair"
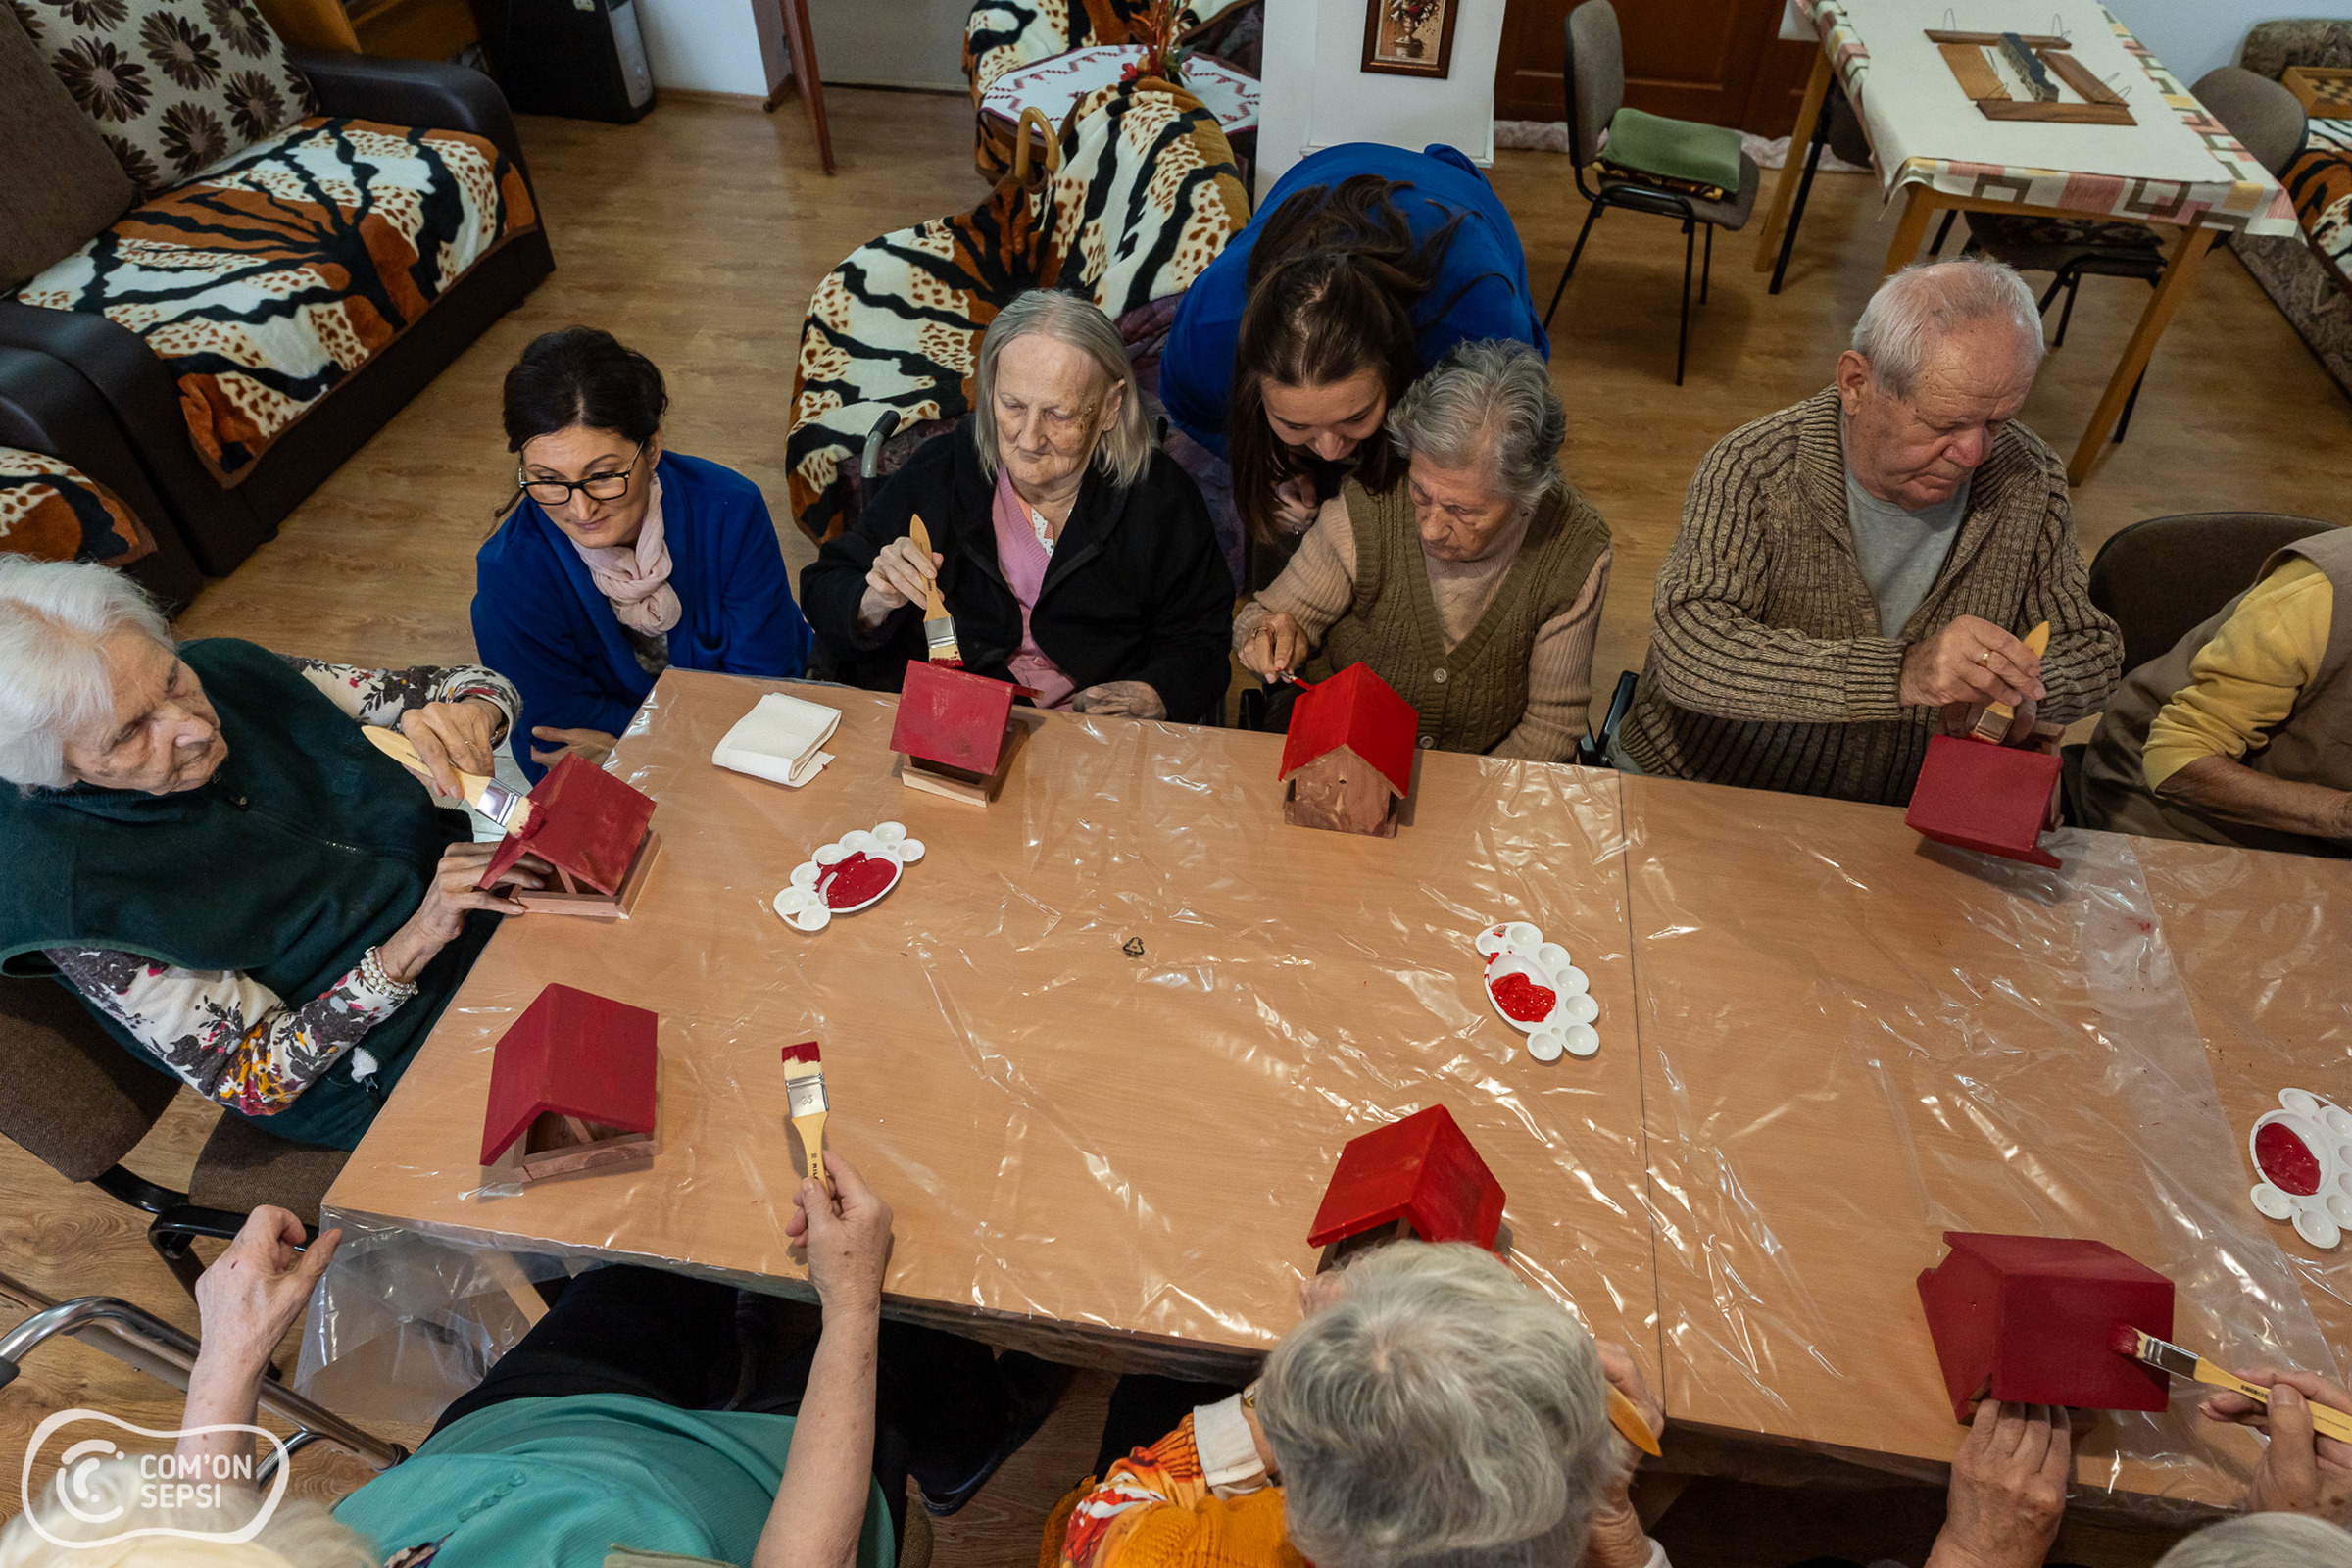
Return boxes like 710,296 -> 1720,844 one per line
1233,338 -> 1611,760
0,558 -> 540,1151
1615,257 -> 2121,805
801,289 -> 1233,723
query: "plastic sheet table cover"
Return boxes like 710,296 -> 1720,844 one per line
300,673 -> 1659,1424
1621,774 -> 2340,1512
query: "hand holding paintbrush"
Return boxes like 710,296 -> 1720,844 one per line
1239,609 -> 1309,684
856,527 -> 951,653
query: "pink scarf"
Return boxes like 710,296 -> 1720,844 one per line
568,473 -> 681,637
992,467 -> 1076,710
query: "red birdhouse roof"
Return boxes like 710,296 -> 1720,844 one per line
1306,1104 -> 1505,1250
1279,662 -> 1417,800
890,661 -> 1016,773
1905,734 -> 2063,869
478,752 -> 657,895
480,984 -> 660,1165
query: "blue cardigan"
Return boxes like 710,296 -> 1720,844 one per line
473,451 -> 812,780
1160,142 -> 1549,458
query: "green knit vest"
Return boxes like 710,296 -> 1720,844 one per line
0,638 -> 482,1150
1305,478 -> 1609,754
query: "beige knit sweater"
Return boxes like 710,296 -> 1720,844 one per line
1618,388 -> 2121,805
1233,496 -> 1612,762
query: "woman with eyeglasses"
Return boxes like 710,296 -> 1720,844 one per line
473,327 -> 814,780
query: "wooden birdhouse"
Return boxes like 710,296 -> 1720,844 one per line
478,752 -> 662,917
480,983 -> 660,1182
1278,662 -> 1418,838
1916,1232 -> 2175,1419
891,660 -> 1021,805
1905,734 -> 2064,870
1306,1105 -> 1505,1262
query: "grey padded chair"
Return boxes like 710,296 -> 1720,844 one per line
1544,0 -> 1761,385
1962,68 -> 2308,443
2086,511 -> 2336,676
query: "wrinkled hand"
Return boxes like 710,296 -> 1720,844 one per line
529,725 -> 616,770
1940,696 -> 2040,744
1072,680 -> 1165,720
194,1205 -> 340,1374
378,842 -> 544,983
402,697 -> 505,799
1901,616 -> 2044,711
1271,476 -> 1319,536
787,1151 -> 895,1312
1297,1266 -> 1349,1320
2201,1364 -> 2352,1524
1239,611 -> 1308,681
1581,1340 -> 1667,1568
858,536 -> 943,628
1925,1401 -> 2073,1568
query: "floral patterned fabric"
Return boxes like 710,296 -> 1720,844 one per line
44,655 -> 519,1117
0,446 -> 157,566
9,0 -> 315,198
16,116 -> 539,481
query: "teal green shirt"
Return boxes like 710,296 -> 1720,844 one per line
333,1395 -> 895,1568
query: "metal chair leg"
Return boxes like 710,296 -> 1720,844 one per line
1701,222 -> 1714,305
1676,220 -> 1694,386
2114,369 -> 2146,442
1769,101 -> 1835,295
2052,271 -> 2082,346
2037,273 -> 2067,315
1929,209 -> 1957,256
1544,199 -> 1607,328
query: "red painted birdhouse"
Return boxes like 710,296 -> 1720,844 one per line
1916,1232 -> 2175,1419
892,660 -> 1022,805
480,983 -> 661,1182
1279,663 -> 1418,838
1307,1105 -> 1505,1255
478,752 -> 662,917
1906,734 -> 2064,870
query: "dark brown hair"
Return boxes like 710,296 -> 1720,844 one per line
1227,175 -> 1459,546
502,326 -> 668,452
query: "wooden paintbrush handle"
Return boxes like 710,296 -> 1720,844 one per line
906,514 -> 951,618
2196,1359 -> 2352,1443
1607,1385 -> 1662,1456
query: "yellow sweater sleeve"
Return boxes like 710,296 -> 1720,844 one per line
2142,558 -> 2333,792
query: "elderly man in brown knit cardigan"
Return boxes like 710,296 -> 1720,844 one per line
1614,259 -> 2121,805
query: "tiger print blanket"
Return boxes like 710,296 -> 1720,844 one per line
15,117 -> 537,482
0,448 -> 156,568
786,75 -> 1249,545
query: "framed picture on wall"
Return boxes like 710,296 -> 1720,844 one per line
1360,0 -> 1457,77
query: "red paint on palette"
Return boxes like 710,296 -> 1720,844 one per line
1492,971 -> 1556,1023
817,853 -> 898,910
2256,1121 -> 2324,1196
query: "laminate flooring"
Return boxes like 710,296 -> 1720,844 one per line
6,82 -> 2348,1563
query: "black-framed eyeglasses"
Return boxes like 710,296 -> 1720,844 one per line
514,442 -> 644,509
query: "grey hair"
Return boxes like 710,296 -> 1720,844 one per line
0,557 -> 173,790
971,289 -> 1151,489
2156,1514 -> 2352,1568
1386,339 -> 1566,513
1256,1241 -> 1615,1568
1850,258 -> 2045,399
0,1457 -> 379,1568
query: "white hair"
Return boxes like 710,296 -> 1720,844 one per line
0,557 -> 174,790
1256,1241 -> 1614,1568
2156,1514 -> 2352,1568
0,1457 -> 379,1568
1387,339 -> 1566,513
972,289 -> 1152,489
1850,259 -> 2045,400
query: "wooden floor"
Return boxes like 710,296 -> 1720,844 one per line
4,82 -> 2349,1562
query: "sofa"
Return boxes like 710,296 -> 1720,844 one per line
0,0 -> 554,578
2234,20 -> 2352,400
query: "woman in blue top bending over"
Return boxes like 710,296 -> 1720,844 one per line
474,328 -> 813,780
1159,143 -> 1548,558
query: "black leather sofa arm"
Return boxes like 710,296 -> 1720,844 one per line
291,50 -> 533,182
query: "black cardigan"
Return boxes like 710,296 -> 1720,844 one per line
801,421 -> 1233,723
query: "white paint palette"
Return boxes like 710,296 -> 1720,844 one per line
2249,1086 -> 2352,1250
1475,921 -> 1598,1061
774,821 -> 925,934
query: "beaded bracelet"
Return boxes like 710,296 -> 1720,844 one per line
359,945 -> 419,1001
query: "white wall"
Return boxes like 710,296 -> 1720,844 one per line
2104,1 -> 2352,83
806,0 -> 968,91
1255,0 -> 1507,198
634,0 -> 769,95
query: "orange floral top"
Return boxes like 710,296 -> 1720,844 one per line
1041,1414 -> 1304,1568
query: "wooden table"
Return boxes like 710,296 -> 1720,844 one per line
323,672 -> 1662,1384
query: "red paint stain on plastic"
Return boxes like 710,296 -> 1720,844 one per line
817,853 -> 897,910
1492,971 -> 1557,1023
2257,1121 -> 2324,1196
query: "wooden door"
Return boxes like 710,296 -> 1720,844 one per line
1494,0 -> 1818,134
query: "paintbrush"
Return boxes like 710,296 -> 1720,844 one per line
1969,621 -> 2051,743
906,514 -> 961,667
364,726 -> 534,835
1608,1386 -> 1662,1457
2111,1324 -> 2352,1442
780,1041 -> 831,1191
